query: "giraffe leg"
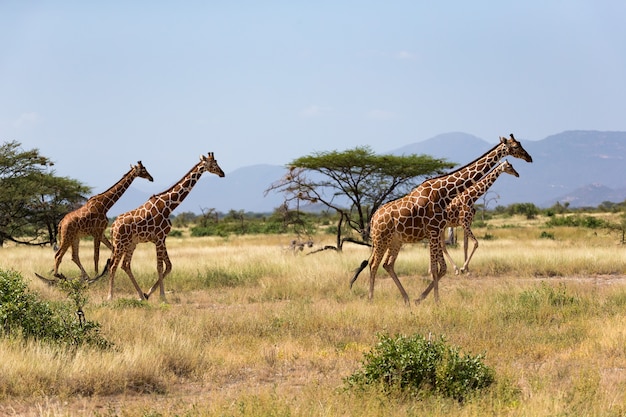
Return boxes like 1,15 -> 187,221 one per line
382,241 -> 410,305
70,238 -> 89,279
93,236 -> 100,277
416,234 -> 447,304
101,234 -> 114,251
53,240 -> 72,277
367,244 -> 384,302
117,244 -> 146,301
107,250 -> 123,301
145,244 -> 171,300
439,229 -> 460,275
460,228 -> 479,274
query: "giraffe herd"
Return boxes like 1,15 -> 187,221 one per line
38,153 -> 225,301
40,135 -> 532,305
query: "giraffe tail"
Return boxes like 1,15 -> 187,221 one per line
88,258 -> 111,284
350,260 -> 369,289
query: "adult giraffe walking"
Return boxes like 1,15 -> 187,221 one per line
350,134 -> 532,304
102,153 -> 225,301
52,161 -> 153,280
440,159 -> 519,275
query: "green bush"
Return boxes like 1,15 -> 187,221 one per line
0,269 -> 111,350
345,333 -> 494,401
545,215 -> 607,228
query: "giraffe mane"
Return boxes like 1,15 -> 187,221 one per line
422,139 -> 505,183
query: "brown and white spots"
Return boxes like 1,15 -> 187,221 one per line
350,134 -> 532,305
53,161 -> 153,280
104,153 -> 225,301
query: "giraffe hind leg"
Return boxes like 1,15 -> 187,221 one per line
381,245 -> 410,305
53,240 -> 72,277
70,239 -> 90,280
119,247 -> 147,301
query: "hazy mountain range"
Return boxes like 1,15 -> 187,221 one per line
106,130 -> 626,216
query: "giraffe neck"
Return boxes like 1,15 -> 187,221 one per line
92,167 -> 138,211
452,164 -> 505,206
418,141 -> 508,207
151,161 -> 205,217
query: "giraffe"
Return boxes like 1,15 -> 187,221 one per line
52,161 -> 154,280
102,153 -> 225,301
439,159 -> 519,275
350,134 -> 532,304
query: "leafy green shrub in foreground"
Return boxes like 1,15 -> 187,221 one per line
345,333 -> 494,401
0,269 -> 111,350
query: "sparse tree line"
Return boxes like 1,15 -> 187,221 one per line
2,140 -> 626,248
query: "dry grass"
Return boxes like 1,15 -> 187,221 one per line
1,222 -> 626,416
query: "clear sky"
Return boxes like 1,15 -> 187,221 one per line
2,1 -> 625,194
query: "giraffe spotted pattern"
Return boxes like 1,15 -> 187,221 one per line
351,134 -> 532,304
104,152 -> 225,301
53,161 -> 153,280
440,159 -> 519,275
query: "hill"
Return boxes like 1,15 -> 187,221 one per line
106,130 -> 626,216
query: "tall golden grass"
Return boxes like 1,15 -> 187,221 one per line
1,217 -> 626,416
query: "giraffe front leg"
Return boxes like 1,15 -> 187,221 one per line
416,235 -> 446,304
439,230 -> 460,275
145,244 -> 170,301
461,229 -> 479,274
93,237 -> 100,277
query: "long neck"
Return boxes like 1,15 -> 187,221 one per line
453,165 -> 505,206
421,141 -> 507,207
92,167 -> 136,211
152,162 -> 205,217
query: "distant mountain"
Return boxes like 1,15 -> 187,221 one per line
389,130 -> 626,208
391,132 -> 493,165
543,183 -> 626,208
106,130 -> 626,216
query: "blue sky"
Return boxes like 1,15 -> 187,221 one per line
2,1 -> 625,195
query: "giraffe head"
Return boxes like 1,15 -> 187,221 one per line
500,160 -> 520,177
201,152 -> 225,177
131,161 -> 154,182
501,134 -> 533,163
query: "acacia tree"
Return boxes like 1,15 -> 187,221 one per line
0,140 -> 89,246
265,146 -> 454,251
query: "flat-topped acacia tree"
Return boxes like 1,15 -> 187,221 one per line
265,146 -> 454,251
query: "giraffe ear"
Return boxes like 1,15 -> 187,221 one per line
500,136 -> 506,144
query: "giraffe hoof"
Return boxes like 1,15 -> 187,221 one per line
143,293 -> 150,300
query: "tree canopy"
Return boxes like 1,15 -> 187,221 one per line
265,146 -> 455,250
0,140 -> 90,246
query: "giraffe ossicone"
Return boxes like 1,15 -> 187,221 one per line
350,134 -> 532,305
102,152 -> 225,301
49,161 -> 154,281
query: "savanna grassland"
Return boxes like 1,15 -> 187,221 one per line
2,214 -> 626,416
